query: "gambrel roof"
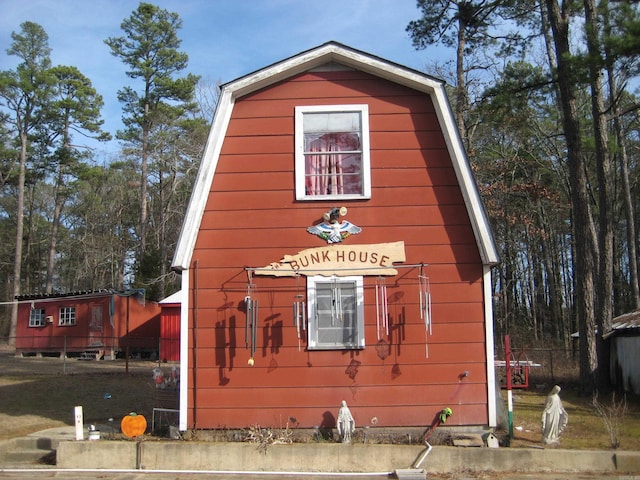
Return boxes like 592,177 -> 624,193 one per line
172,41 -> 499,270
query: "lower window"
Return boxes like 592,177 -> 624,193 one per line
59,307 -> 76,326
29,308 -> 45,327
307,276 -> 364,350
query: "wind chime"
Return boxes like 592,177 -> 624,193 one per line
375,276 -> 389,341
244,280 -> 258,365
419,268 -> 432,358
292,275 -> 306,351
330,277 -> 343,325
374,276 -> 392,361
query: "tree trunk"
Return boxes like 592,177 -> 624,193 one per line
455,15 -> 469,145
140,99 -> 150,263
584,0 -> 614,391
545,0 -> 598,394
159,167 -> 167,299
9,130 -> 27,346
46,167 -> 64,293
603,1 -> 640,310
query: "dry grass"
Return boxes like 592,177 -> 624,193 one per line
0,350 -> 160,440
0,372 -> 157,440
504,387 -> 640,450
1,351 -> 639,450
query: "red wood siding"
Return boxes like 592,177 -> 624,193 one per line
187,69 -> 488,430
160,304 -> 181,362
15,294 -> 161,354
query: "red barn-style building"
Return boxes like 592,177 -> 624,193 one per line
15,290 -> 161,359
172,42 -> 499,433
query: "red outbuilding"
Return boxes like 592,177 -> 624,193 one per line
159,290 -> 182,362
172,42 -> 500,433
15,290 -> 161,359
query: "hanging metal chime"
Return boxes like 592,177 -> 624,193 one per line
330,277 -> 343,325
245,285 -> 258,365
419,272 -> 432,358
292,294 -> 306,351
375,276 -> 389,341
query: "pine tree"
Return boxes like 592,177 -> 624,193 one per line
0,22 -> 54,344
105,2 -> 199,283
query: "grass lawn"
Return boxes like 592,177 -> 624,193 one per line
0,372 -> 156,440
1,353 -> 639,450
504,386 -> 640,450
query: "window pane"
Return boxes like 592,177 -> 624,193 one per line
314,281 -> 358,347
339,285 -> 357,345
303,112 -> 361,133
295,105 -> 370,200
303,113 -> 363,197
316,284 -> 333,317
59,307 -> 76,326
304,132 -> 361,152
29,309 -> 45,327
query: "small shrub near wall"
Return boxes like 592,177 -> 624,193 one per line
179,426 -> 454,446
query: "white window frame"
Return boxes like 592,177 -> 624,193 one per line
307,275 -> 365,350
295,104 -> 371,201
29,308 -> 46,327
59,307 -> 76,326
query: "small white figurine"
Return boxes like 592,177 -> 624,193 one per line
168,365 -> 179,388
541,385 -> 568,444
337,400 -> 355,443
152,367 -> 166,389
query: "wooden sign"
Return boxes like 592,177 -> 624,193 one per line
253,241 -> 406,277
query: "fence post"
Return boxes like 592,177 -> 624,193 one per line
505,334 -> 514,439
63,336 -> 67,375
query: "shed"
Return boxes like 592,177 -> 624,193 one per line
14,290 -> 160,359
605,310 -> 640,395
159,290 -> 182,362
172,42 -> 499,433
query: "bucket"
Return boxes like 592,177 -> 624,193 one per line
88,430 -> 100,441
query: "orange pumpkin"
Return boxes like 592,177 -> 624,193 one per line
120,412 -> 147,438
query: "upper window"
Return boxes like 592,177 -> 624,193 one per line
295,105 -> 371,200
307,275 -> 365,350
59,307 -> 76,326
29,308 -> 46,327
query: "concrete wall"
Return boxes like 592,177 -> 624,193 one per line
57,441 -> 640,474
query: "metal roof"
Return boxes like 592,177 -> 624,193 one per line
603,309 -> 640,339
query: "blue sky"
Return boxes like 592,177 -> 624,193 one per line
1,0 -> 452,159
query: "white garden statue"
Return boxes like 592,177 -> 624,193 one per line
541,385 -> 568,444
337,400 -> 355,443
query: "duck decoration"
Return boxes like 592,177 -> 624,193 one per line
307,207 -> 361,244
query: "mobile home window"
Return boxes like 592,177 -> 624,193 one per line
59,307 -> 76,326
307,276 -> 365,350
295,105 -> 371,200
29,308 -> 46,327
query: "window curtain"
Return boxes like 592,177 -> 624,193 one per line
305,133 -> 360,196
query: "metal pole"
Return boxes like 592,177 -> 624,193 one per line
125,295 -> 130,374
63,336 -> 67,375
505,334 -> 514,439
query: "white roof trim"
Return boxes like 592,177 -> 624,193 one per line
431,86 -> 498,264
172,41 -> 499,270
160,289 -> 183,305
172,88 -> 234,270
